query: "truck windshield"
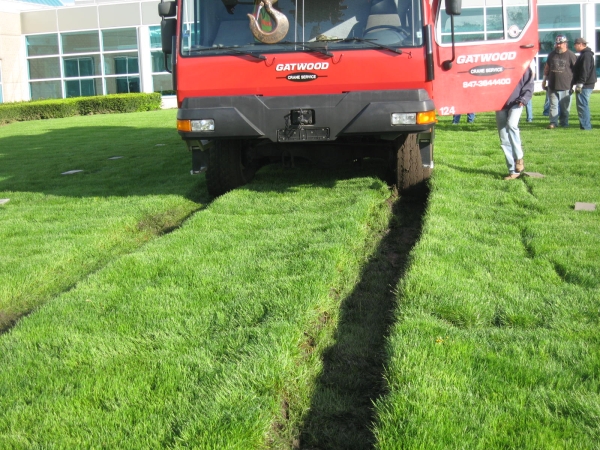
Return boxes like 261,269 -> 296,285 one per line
180,0 -> 424,56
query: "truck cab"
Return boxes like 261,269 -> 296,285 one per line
159,0 -> 538,196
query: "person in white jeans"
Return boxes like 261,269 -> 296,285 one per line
496,67 -> 534,180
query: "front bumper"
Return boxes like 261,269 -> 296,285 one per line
177,89 -> 435,143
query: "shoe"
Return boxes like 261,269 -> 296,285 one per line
504,173 -> 521,180
547,124 -> 556,129
515,159 -> 524,172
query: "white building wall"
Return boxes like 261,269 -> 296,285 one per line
0,11 -> 28,102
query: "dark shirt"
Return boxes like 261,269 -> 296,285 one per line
545,50 -> 577,91
572,47 -> 597,89
502,68 -> 534,110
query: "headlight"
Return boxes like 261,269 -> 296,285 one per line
391,113 -> 416,125
191,119 -> 215,132
390,111 -> 437,126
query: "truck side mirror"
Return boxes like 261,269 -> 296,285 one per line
161,18 -> 176,55
442,0 -> 462,70
445,0 -> 462,16
158,1 -> 177,18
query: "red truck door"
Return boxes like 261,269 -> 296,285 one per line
431,0 -> 538,115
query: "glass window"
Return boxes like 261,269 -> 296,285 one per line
65,78 -> 102,98
485,7 -> 503,33
507,6 -> 529,30
449,9 -> 487,33
151,51 -> 165,72
62,31 -> 100,54
105,76 -> 140,94
439,0 -> 529,44
538,30 -> 579,53
102,28 -> 138,51
537,56 -> 547,80
30,80 -> 62,100
28,57 -> 61,80
152,74 -> 174,95
64,56 -> 101,78
150,26 -> 172,94
180,0 -> 424,54
104,53 -> 139,75
149,26 -> 162,49
597,6 -> 600,77
538,5 -> 580,29
537,4 -> 581,54
26,34 -> 59,57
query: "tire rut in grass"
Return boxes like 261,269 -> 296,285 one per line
0,205 -> 206,336
296,183 -> 430,450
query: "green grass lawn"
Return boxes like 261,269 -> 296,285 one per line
374,95 -> 600,449
0,111 -> 205,330
1,95 -> 599,449
1,111 -> 395,448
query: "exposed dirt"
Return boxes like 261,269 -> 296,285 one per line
295,183 -> 430,449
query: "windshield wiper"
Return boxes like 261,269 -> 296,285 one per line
337,37 -> 403,55
275,41 -> 334,58
190,45 -> 266,61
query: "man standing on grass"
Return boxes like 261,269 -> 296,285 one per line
572,37 -> 597,130
542,35 -> 577,129
496,66 -> 534,180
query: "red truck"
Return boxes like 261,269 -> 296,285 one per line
159,0 -> 538,196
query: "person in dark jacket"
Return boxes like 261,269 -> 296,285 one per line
572,37 -> 597,130
496,67 -> 534,179
542,35 -> 577,129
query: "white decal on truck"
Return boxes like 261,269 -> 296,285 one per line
438,106 -> 456,115
275,62 -> 330,71
463,78 -> 511,88
456,52 -> 516,64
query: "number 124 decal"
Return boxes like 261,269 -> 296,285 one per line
439,106 -> 456,115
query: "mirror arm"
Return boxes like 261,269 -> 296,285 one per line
164,53 -> 172,74
442,15 -> 456,71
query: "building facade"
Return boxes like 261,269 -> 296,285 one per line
0,0 -> 599,104
0,0 -> 169,103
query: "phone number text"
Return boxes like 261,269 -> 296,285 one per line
463,78 -> 511,88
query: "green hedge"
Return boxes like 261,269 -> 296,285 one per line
0,93 -> 163,125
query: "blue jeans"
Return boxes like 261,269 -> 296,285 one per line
576,88 -> 592,130
525,100 -> 533,121
452,113 -> 475,124
549,90 -> 571,127
496,106 -> 523,174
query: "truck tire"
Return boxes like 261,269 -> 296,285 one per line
395,133 -> 429,191
206,140 -> 257,197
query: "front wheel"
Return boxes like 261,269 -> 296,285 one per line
394,134 -> 431,191
205,140 -> 258,197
